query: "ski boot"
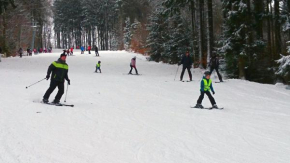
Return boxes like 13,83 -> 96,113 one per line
194,103 -> 204,109
52,100 -> 61,106
212,104 -> 218,109
42,98 -> 49,103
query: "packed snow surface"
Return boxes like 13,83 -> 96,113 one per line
0,50 -> 290,163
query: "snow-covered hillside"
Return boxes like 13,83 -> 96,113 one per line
0,50 -> 289,163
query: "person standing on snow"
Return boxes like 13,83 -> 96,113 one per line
129,56 -> 138,75
70,47 -> 74,55
194,71 -> 218,109
81,46 -> 85,54
95,61 -> 101,73
88,45 -> 91,54
18,47 -> 23,58
95,45 -> 99,56
209,53 -> 223,82
43,53 -> 70,104
179,51 -> 193,81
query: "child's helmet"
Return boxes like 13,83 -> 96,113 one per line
98,61 -> 101,63
204,71 -> 211,76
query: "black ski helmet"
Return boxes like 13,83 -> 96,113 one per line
204,71 -> 211,76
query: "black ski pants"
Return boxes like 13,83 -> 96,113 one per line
197,91 -> 216,105
43,80 -> 65,102
129,66 -> 138,74
180,66 -> 192,80
96,67 -> 101,73
95,51 -> 99,56
210,67 -> 223,82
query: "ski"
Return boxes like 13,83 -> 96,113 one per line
182,80 -> 192,82
33,101 -> 74,107
215,80 -> 228,83
124,73 -> 141,75
60,103 -> 74,107
191,106 -> 223,110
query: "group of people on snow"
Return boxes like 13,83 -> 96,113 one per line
178,50 -> 223,109
41,49 -> 222,109
80,45 -> 100,56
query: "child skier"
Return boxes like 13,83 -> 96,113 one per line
95,61 -> 101,73
194,71 -> 219,109
129,56 -> 138,75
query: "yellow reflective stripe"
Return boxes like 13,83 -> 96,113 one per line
52,62 -> 68,70
203,79 -> 212,91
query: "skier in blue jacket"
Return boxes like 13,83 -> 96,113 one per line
81,46 -> 85,54
194,71 -> 218,109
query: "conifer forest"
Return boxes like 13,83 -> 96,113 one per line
1,0 -> 290,84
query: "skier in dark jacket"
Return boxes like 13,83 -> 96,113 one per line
179,51 -> 193,81
209,54 -> 223,82
194,71 -> 218,109
18,48 -> 23,58
43,53 -> 70,104
95,46 -> 99,56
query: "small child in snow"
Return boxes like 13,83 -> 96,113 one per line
95,61 -> 101,73
194,71 -> 219,109
129,56 -> 138,75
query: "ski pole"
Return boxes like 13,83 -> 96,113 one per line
26,78 -> 46,89
64,83 -> 69,102
174,65 -> 180,81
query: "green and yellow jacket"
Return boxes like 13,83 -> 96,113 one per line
47,58 -> 69,82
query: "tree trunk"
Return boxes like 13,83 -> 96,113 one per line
238,56 -> 246,79
274,0 -> 281,58
253,0 -> 263,39
57,31 -> 61,48
266,0 -> 272,60
198,0 -> 206,68
191,1 -> 196,61
2,9 -> 8,56
207,0 -> 214,64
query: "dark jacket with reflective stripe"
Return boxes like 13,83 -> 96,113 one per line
47,58 -> 69,82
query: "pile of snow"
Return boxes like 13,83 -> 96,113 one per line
0,50 -> 289,163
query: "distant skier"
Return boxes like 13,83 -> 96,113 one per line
129,56 -> 138,75
88,45 -> 91,54
209,54 -> 223,82
66,49 -> 70,56
43,52 -> 70,104
70,47 -> 73,55
194,71 -> 218,109
95,61 -> 101,73
18,48 -> 23,58
27,48 -> 32,56
81,46 -> 85,54
179,51 -> 193,81
95,46 -> 99,56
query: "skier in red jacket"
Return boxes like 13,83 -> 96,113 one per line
88,45 -> 91,54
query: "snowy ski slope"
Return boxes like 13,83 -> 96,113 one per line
0,49 -> 289,163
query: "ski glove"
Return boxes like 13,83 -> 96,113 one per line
46,75 -> 50,80
212,91 -> 215,95
67,79 -> 70,85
